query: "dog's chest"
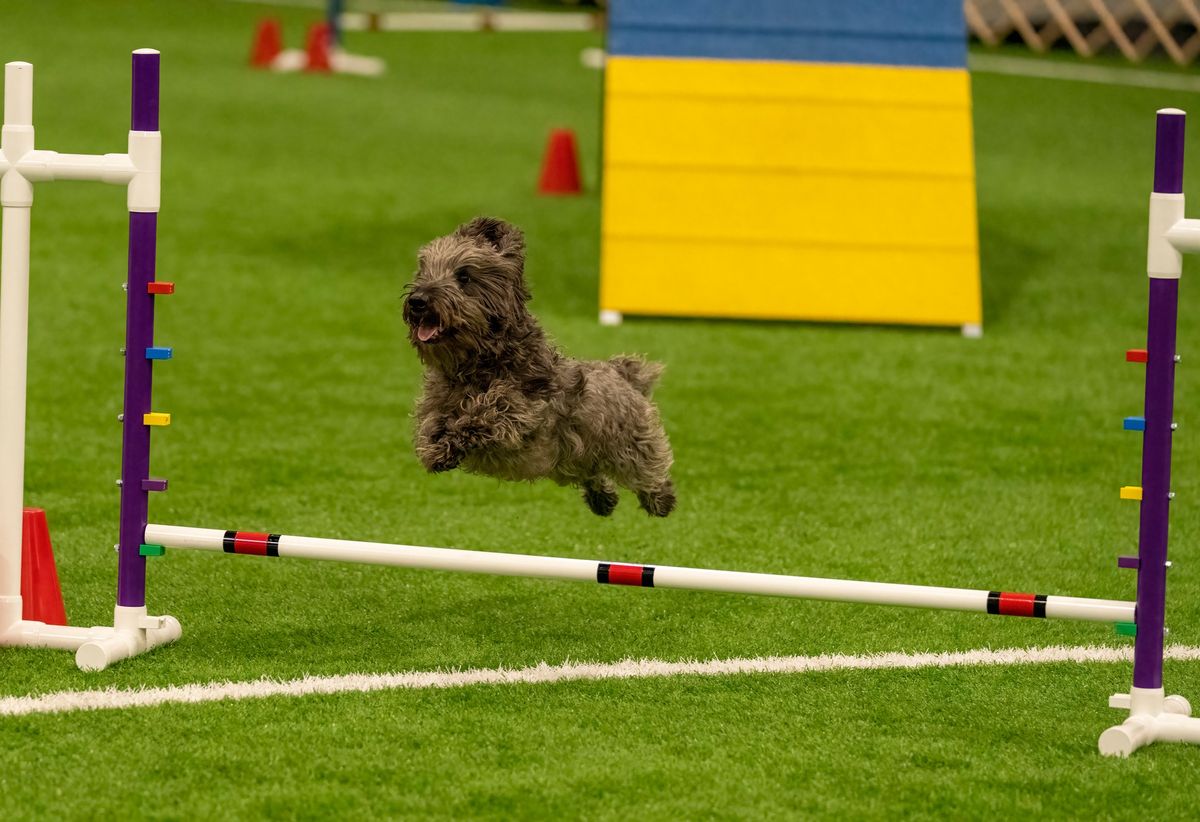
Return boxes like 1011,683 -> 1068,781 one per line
461,440 -> 556,481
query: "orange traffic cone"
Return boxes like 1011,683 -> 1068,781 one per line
20,508 -> 67,626
537,128 -> 583,195
304,22 -> 333,73
249,19 -> 284,68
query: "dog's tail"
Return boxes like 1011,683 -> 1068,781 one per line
609,355 -> 664,398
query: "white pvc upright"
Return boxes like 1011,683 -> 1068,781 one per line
0,62 -> 35,633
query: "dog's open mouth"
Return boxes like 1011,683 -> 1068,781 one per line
416,320 -> 443,343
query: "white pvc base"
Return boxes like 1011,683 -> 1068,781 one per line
961,323 -> 984,338
270,48 -> 307,73
270,48 -> 386,77
599,309 -> 623,326
1100,686 -> 1200,756
0,597 -> 180,671
330,51 -> 386,78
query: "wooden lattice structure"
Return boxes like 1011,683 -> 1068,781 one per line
966,0 -> 1200,63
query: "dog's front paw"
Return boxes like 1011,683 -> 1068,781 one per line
418,439 -> 465,473
429,452 -> 462,473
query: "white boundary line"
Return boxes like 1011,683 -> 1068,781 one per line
3,644 -> 1200,718
970,54 -> 1200,92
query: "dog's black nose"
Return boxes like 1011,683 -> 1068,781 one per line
407,296 -> 427,314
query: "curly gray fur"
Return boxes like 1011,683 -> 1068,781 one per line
402,217 -> 675,516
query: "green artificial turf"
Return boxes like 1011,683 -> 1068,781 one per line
2,2 -> 1200,818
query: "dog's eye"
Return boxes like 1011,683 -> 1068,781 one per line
454,268 -> 470,286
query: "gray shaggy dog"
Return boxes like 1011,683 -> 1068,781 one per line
402,217 -> 676,517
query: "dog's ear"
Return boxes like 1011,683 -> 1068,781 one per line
456,217 -> 525,265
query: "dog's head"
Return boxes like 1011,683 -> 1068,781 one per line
403,217 -> 531,368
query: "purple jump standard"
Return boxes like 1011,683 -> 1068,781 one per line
1099,108 -> 1200,756
117,49 -> 162,609
1134,109 -> 1184,691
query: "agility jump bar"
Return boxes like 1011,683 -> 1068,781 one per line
145,525 -> 1135,624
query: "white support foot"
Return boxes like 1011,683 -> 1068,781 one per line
1100,686 -> 1200,756
329,49 -> 386,77
599,309 -> 623,326
270,49 -> 306,73
961,323 -> 983,338
0,598 -> 180,671
75,605 -> 181,671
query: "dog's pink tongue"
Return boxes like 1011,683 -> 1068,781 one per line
417,322 -> 439,342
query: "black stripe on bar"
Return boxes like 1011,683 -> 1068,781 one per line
1034,594 -> 1048,619
642,566 -> 656,588
597,563 -> 610,584
223,530 -> 237,554
986,591 -> 1001,615
267,534 -> 281,558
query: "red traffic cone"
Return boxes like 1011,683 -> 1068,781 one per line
20,508 -> 67,626
537,128 -> 583,195
250,19 -> 284,68
305,22 -> 333,73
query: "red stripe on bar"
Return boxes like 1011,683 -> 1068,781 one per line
606,564 -> 646,586
1126,349 -> 1148,363
997,592 -> 1037,617
147,281 -> 175,295
233,531 -> 272,555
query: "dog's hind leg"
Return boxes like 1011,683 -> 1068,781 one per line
636,480 -> 676,517
615,414 -> 675,517
619,419 -> 675,517
582,477 -> 619,516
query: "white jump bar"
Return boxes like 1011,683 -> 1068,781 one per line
145,524 -> 1136,624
